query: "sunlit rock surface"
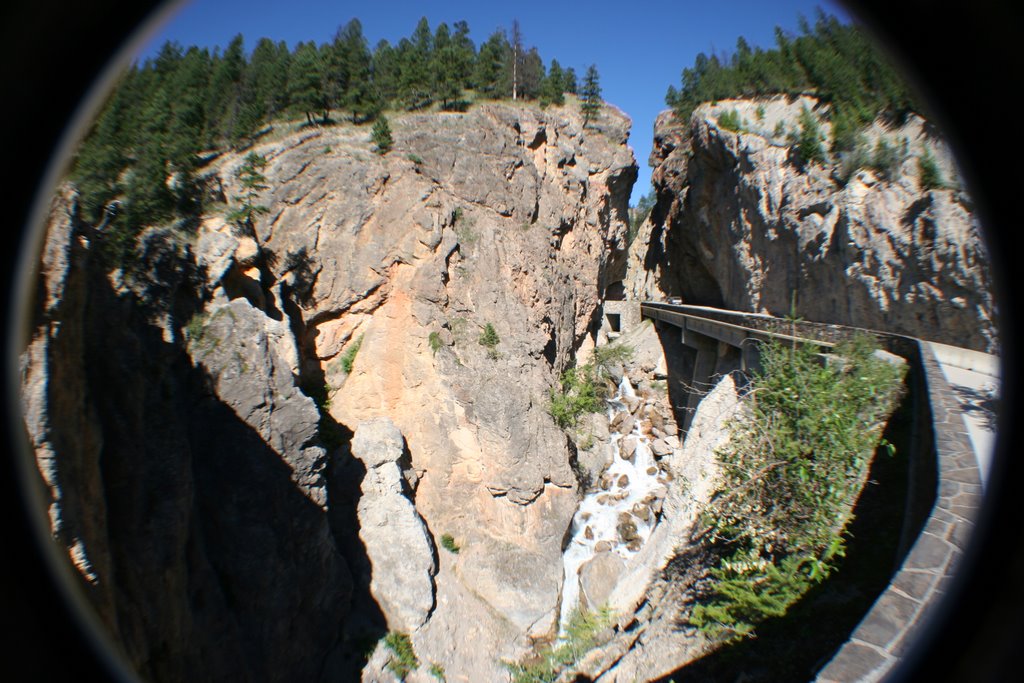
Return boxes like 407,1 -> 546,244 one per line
626,97 -> 996,352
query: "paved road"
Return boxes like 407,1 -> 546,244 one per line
928,342 -> 999,486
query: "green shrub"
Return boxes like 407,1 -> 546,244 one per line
918,148 -> 943,190
428,663 -> 446,681
548,366 -> 604,428
755,104 -> 766,121
371,116 -> 393,155
226,152 -> 271,234
383,632 -> 418,680
717,108 -> 743,132
341,334 -> 364,374
690,334 -> 905,642
577,432 -> 594,451
407,153 -> 424,165
505,607 -> 614,683
795,106 -> 826,165
453,208 -> 477,245
836,136 -> 871,184
479,323 -> 500,359
592,342 -> 633,373
871,136 -> 908,181
548,343 -> 633,429
428,331 -> 443,355
185,311 -> 208,342
440,533 -> 460,554
829,107 -> 860,154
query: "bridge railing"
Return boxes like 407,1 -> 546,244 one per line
638,302 -> 983,683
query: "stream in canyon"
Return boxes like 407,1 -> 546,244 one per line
558,376 -> 671,633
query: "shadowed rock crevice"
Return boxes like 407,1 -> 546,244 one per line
22,197 -> 379,682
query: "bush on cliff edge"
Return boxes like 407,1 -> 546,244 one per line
690,334 -> 906,642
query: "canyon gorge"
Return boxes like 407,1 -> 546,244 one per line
19,92 -> 994,682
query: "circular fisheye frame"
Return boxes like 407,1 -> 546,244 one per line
5,1 -> 1016,682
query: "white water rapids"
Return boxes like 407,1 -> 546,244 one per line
557,376 -> 669,632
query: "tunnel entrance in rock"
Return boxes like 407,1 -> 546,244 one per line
604,280 -> 626,301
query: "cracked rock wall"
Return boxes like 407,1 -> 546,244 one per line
196,102 -> 637,679
626,97 -> 996,352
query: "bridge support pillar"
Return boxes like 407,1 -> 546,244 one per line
682,332 -> 718,433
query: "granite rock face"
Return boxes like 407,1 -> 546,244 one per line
21,191 -> 351,682
351,418 -> 437,631
23,100 -> 637,681
625,97 -> 996,351
191,297 -> 327,502
205,102 -> 636,678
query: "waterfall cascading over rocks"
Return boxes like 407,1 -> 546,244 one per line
558,376 -> 672,632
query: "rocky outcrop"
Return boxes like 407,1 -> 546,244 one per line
625,97 -> 996,352
196,101 -> 636,678
190,297 -> 326,502
23,100 -> 636,681
351,418 -> 437,631
22,190 -> 352,682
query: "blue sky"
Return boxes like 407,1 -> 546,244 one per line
136,0 -> 852,203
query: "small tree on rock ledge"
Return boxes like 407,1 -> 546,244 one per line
479,322 -> 500,359
372,116 -> 393,155
227,151 -> 270,236
581,64 -> 602,128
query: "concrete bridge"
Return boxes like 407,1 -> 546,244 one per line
601,300 -> 998,683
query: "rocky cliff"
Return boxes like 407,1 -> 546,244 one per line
22,191 -> 352,682
23,92 -> 971,682
22,101 -> 637,681
625,97 -> 996,352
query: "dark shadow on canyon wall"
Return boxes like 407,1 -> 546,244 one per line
35,220 -> 383,682
654,321 -> 697,430
653,369 -> 923,682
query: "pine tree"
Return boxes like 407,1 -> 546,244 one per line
918,148 -> 943,191
563,67 -> 578,94
73,72 -> 134,222
398,17 -> 434,110
226,152 -> 270,236
478,323 -> 500,359
796,106 -> 826,166
334,19 -> 379,122
581,64 -> 602,127
371,116 -> 393,154
248,38 -> 291,121
451,21 -> 476,89
166,47 -> 212,161
372,39 -> 400,102
289,42 -> 326,124
520,47 -> 544,100
204,34 -> 246,146
432,22 -> 463,110
473,30 -> 510,99
540,59 -> 566,107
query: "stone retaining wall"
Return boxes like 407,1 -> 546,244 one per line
816,341 -> 981,682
